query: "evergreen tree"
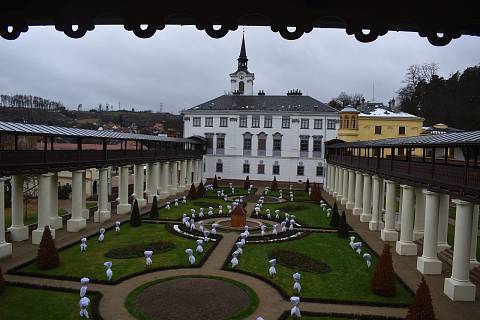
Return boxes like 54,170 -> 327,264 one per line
371,244 -> 396,297
149,196 -> 158,219
196,181 -> 205,198
188,183 -> 197,200
213,175 -> 218,188
130,199 -> 142,227
406,277 -> 435,320
337,211 -> 349,238
305,179 -> 310,192
271,176 -> 278,191
0,266 -> 5,294
330,202 -> 340,227
244,176 -> 250,189
37,226 -> 59,269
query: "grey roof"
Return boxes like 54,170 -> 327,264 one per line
186,95 -> 337,113
340,106 -> 359,113
329,131 -> 480,148
0,121 -> 201,143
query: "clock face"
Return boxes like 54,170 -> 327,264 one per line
239,72 -> 245,79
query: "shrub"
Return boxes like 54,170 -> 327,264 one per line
305,178 -> 310,192
268,249 -> 331,273
330,202 -> 340,227
130,200 -> 141,227
0,266 -> 5,294
149,196 -> 158,219
371,244 -> 396,297
213,175 -> 218,188
337,211 -> 349,238
37,226 -> 59,270
244,176 -> 250,189
406,277 -> 435,320
271,177 -> 278,191
105,240 -> 175,259
187,183 -> 197,200
196,181 -> 205,198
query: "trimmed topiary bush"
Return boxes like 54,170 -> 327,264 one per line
130,199 -> 142,227
372,244 -> 396,297
406,277 -> 435,320
337,211 -> 349,238
271,176 -> 278,191
213,175 -> 218,188
196,181 -> 205,198
37,226 -> 59,270
268,249 -> 331,273
330,202 -> 340,227
0,266 -> 5,294
105,240 -> 175,259
188,183 -> 197,200
305,178 -> 310,192
149,196 -> 158,219
244,176 -> 250,189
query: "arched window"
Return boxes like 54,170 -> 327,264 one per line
239,81 -> 245,93
345,118 -> 349,128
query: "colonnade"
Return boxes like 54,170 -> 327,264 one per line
325,163 -> 479,302
0,159 -> 203,259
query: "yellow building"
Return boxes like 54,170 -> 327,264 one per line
337,105 -> 424,156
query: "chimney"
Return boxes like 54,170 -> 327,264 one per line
257,90 -> 265,96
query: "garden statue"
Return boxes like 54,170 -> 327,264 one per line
244,225 -> 250,238
266,209 -> 271,219
80,277 -> 89,297
185,248 -> 195,264
231,251 -> 239,268
196,239 -> 203,253
104,261 -> 113,281
256,317 -> 265,320
224,195 -> 228,201
190,208 -> 196,215
198,221 -> 204,232
80,238 -> 87,252
166,202 -> 171,210
190,219 -> 195,231
185,217 -> 191,228
260,224 -> 266,237
208,206 -> 213,216
218,205 -> 223,215
290,296 -> 301,317
363,253 -> 372,268
269,259 -> 277,278
353,242 -> 362,255
255,206 -> 260,216
236,241 -> 244,255
349,236 -> 356,249
182,195 -> 187,204
289,219 -> 295,231
203,229 -> 210,242
281,221 -> 287,233
199,210 -> 204,219
115,221 -> 121,233
272,224 -> 278,236
174,198 -> 179,207
211,223 -> 219,235
144,250 -> 153,267
293,273 -> 301,293
227,205 -> 232,214
182,214 -> 187,225
98,228 -> 105,242
79,296 -> 90,319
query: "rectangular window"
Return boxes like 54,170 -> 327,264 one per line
399,126 -> 406,135
216,162 -> 223,172
205,117 -> 213,127
257,163 -> 265,174
327,119 -> 336,129
300,119 -> 309,129
243,137 -> 252,150
272,164 -> 280,175
282,116 -> 290,129
314,119 -> 323,129
193,117 -> 201,127
313,140 -> 322,152
300,138 -> 309,151
273,139 -> 281,151
258,138 -> 266,150
239,116 -> 247,128
206,134 -> 214,154
243,164 -> 250,174
316,166 -> 324,176
216,136 -> 225,149
375,126 -> 382,134
398,148 -> 405,156
297,165 -> 304,176
220,117 -> 228,127
252,115 -> 260,128
264,116 -> 272,128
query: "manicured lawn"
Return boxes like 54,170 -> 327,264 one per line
205,187 -> 257,198
17,223 -> 213,282
4,208 -> 67,231
264,189 -> 311,202
145,197 -> 229,221
256,201 -> 333,228
0,285 -> 96,320
229,233 -> 412,305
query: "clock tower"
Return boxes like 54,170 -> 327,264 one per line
230,34 -> 254,95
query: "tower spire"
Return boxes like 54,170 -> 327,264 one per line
237,32 -> 248,71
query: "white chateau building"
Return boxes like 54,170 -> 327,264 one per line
183,35 -> 339,184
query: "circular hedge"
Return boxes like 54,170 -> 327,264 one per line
268,248 -> 332,273
105,241 -> 175,259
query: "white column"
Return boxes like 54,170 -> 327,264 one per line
133,164 -> 147,207
188,160 -> 194,185
117,166 -> 130,215
395,187 -> 403,230
145,163 -> 153,201
94,168 -> 111,223
444,200 -> 476,301
352,171 -> 363,215
470,205 -> 479,269
49,172 -> 62,229
332,166 -> 338,197
159,162 -> 170,199
336,168 -> 343,202
341,168 -> 348,205
413,187 -> 425,240
324,164 -> 330,192
360,174 -> 372,222
381,180 -> 399,241
395,185 -> 417,255
81,171 -> 89,219
0,178 -> 12,258
437,194 -> 451,252
32,173 -> 55,244
369,175 -> 381,231
8,175 -> 29,241
417,189 -> 442,274
67,170 -> 87,232
179,160 -> 187,190
346,170 -> 355,210
169,161 -> 178,193
150,162 -> 160,202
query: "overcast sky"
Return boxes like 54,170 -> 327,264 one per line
0,26 -> 478,113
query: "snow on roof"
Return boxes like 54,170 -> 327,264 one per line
359,108 -> 419,118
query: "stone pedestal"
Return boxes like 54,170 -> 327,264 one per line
417,256 -> 442,274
